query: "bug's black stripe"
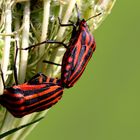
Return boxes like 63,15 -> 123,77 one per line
81,30 -> 86,45
2,91 -> 24,102
67,31 -> 88,82
61,46 -> 77,84
83,46 -> 94,63
1,96 -> 24,106
36,104 -> 54,112
73,45 -> 86,73
87,33 -> 92,46
69,67 -> 85,87
1,94 -> 23,102
35,96 -> 62,112
35,93 -> 63,112
25,87 -> 63,106
6,87 -> 22,94
1,85 -> 62,107
23,84 -> 55,96
4,86 -> 62,108
9,91 -> 63,117
69,47 -> 94,86
61,31 -> 87,88
2,102 -> 25,112
1,87 -> 63,113
68,47 -> 77,73
25,90 -> 63,112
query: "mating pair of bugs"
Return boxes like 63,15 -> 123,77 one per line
0,5 -> 101,118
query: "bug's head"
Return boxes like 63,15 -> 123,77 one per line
81,19 -> 87,26
79,19 -> 88,30
78,13 -> 102,31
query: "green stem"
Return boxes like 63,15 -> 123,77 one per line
36,0 -> 51,72
19,1 -> 30,83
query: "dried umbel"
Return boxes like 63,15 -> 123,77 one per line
0,0 -> 116,139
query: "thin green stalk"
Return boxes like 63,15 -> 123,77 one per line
0,117 -> 44,139
19,1 -> 30,83
36,0 -> 51,72
39,0 -> 50,56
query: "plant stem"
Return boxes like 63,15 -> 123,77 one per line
19,1 -> 30,83
46,0 -> 76,77
7,2 -> 31,140
36,0 -> 51,72
0,0 -> 12,94
0,0 -> 14,136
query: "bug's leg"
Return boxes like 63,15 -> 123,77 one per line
21,40 -> 68,50
21,40 -> 47,50
46,40 -> 68,49
27,73 -> 47,85
43,60 -> 62,66
0,65 -> 6,89
58,17 -> 76,27
13,40 -> 19,85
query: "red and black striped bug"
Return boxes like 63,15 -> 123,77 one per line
0,73 -> 63,118
23,4 -> 101,88
0,45 -> 63,118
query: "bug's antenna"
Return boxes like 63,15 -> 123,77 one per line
0,65 -> 6,89
75,3 -> 81,23
86,12 -> 102,22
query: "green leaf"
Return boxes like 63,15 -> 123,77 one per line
0,116 -> 44,139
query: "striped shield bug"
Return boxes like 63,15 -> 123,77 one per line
0,72 -> 63,118
23,4 -> 101,88
0,45 -> 64,118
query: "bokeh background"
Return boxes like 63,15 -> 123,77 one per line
27,1 -> 140,140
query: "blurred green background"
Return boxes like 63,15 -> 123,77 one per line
27,1 -> 140,140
